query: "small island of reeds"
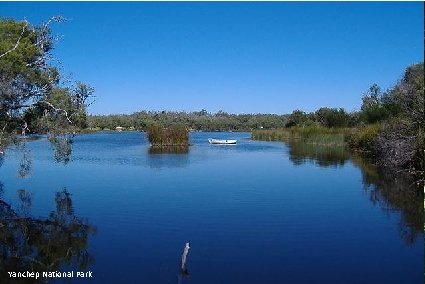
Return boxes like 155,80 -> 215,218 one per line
147,124 -> 189,147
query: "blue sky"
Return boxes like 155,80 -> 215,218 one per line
1,2 -> 423,115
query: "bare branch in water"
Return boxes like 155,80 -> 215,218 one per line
181,242 -> 190,274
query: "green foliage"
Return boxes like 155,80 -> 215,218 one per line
315,107 -> 350,128
374,63 -> 423,172
0,18 -> 93,141
352,62 -> 424,176
147,124 -> 189,146
361,104 -> 390,124
346,124 -> 381,153
387,63 -> 424,127
360,84 -> 390,123
0,19 -> 54,86
1,19 -> 56,121
23,86 -> 91,134
286,110 -> 307,127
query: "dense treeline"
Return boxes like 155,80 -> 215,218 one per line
87,111 -> 290,131
86,105 -> 356,132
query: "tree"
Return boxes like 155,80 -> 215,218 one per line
315,107 -> 349,128
0,18 -> 94,144
374,63 -> 424,172
286,110 -> 308,127
360,83 -> 389,124
387,63 -> 424,128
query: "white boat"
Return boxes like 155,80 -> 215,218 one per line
208,138 -> 237,145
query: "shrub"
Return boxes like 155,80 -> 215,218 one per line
346,123 -> 381,153
147,124 -> 189,146
375,120 -> 418,169
315,107 -> 350,128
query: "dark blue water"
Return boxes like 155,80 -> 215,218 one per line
0,132 -> 422,283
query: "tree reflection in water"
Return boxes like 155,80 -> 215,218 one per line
148,146 -> 189,154
147,146 -> 190,169
286,141 -> 423,245
287,141 -> 349,168
49,135 -> 73,165
351,156 -> 423,245
17,144 -> 32,179
0,187 -> 96,282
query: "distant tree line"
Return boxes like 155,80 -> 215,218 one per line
87,111 -> 290,131
86,107 -> 362,132
86,103 -> 371,133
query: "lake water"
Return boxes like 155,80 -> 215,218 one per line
0,131 -> 423,283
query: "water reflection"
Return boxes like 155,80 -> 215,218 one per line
351,156 -> 423,245
0,186 -> 96,281
147,146 -> 190,169
17,144 -> 32,178
17,189 -> 32,217
148,146 -> 189,154
49,135 -> 73,165
285,140 -> 423,244
287,141 -> 349,168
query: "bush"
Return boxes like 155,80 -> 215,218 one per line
147,124 -> 189,146
346,123 -> 381,153
315,107 -> 350,128
374,120 -> 418,169
361,105 -> 390,124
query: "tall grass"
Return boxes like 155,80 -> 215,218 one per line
147,124 -> 189,146
252,126 -> 347,146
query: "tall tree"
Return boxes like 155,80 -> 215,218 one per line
0,18 -> 93,143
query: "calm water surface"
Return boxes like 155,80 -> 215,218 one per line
0,132 -> 422,283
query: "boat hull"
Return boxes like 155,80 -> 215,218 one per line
208,139 -> 237,145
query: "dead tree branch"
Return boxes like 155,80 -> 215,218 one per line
181,242 -> 190,274
39,100 -> 72,124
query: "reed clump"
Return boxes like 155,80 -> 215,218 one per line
252,126 -> 347,146
147,124 -> 189,146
